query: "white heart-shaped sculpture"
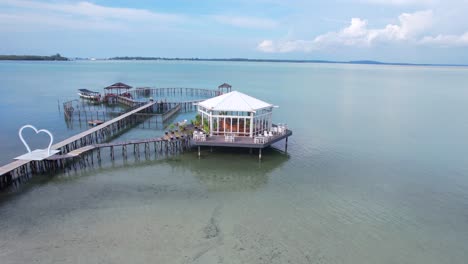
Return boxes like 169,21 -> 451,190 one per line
19,125 -> 54,155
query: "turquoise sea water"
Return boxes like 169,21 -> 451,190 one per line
1,61 -> 468,263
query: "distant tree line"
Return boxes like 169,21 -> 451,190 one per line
108,57 -> 465,66
109,56 -> 333,63
111,56 -> 203,61
0,53 -> 68,61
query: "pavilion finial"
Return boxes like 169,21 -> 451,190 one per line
218,83 -> 232,93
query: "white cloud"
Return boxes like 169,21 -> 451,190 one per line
212,15 -> 278,29
0,12 -> 123,31
257,40 -> 275,52
361,0 -> 437,6
420,32 -> 468,46
1,0 -> 184,21
1,1 -> 279,33
0,0 -> 185,31
257,39 -> 314,53
314,10 -> 433,46
258,10 -> 440,52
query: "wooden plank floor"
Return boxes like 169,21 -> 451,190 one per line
192,130 -> 292,149
0,160 -> 30,176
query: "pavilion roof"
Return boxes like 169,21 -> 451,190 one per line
218,83 -> 232,88
198,91 -> 273,112
104,82 -> 132,90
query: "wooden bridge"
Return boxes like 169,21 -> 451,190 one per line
0,101 -> 169,188
64,102 -> 183,130
48,131 -> 190,161
130,87 -> 220,99
61,87 -> 222,130
42,133 -> 191,173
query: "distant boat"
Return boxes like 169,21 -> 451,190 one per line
78,89 -> 101,101
88,120 -> 104,126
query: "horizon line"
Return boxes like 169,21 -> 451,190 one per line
1,54 -> 468,67
79,56 -> 468,67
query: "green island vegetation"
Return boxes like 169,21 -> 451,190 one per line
0,53 -> 68,61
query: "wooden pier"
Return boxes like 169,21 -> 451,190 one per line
129,87 -> 221,100
62,87 -> 213,126
0,86 -> 291,189
48,135 -> 190,161
0,101 -> 162,188
65,103 -> 183,130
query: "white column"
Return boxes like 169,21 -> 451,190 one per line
258,116 -> 263,135
262,115 -> 265,133
269,112 -> 272,130
209,111 -> 213,136
249,112 -> 254,137
244,118 -> 246,135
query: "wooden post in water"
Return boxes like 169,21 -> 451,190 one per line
285,137 -> 288,153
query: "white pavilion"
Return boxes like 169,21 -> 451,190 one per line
197,91 -> 276,138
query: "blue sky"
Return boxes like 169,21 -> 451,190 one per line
1,0 -> 468,63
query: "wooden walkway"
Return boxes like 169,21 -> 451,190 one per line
54,101 -> 156,150
0,160 -> 30,178
0,102 -> 156,177
46,134 -> 188,161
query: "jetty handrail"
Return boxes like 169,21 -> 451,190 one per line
0,101 -> 156,176
52,101 -> 155,150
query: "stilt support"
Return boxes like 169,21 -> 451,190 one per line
285,137 -> 288,153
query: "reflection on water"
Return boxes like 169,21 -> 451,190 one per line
179,149 -> 288,192
0,146 -> 289,200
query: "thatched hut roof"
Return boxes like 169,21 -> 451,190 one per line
218,83 -> 232,89
104,82 -> 132,90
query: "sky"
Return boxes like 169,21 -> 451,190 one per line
1,0 -> 468,64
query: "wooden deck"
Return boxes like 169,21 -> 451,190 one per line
191,130 -> 292,149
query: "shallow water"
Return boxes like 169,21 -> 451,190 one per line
1,61 -> 468,263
